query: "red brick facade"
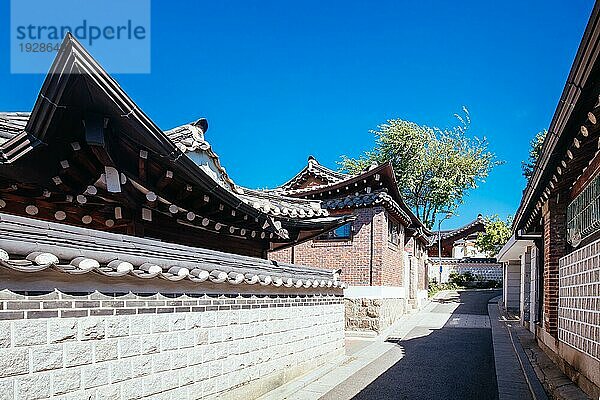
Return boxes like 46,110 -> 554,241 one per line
542,192 -> 567,337
270,206 -> 427,290
271,207 -> 385,286
380,213 -> 404,287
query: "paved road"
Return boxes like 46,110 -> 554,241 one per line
322,290 -> 501,400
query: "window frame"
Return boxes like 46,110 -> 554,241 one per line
315,221 -> 353,241
388,216 -> 401,246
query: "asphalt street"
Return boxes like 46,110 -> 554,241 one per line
322,290 -> 502,400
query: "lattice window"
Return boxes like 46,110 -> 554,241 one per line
567,175 -> 600,247
388,218 -> 400,245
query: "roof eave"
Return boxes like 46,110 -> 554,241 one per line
513,2 -> 600,232
1,34 -> 343,242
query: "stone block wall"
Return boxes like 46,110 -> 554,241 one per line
345,298 -> 405,333
559,239 -> 600,362
0,289 -> 344,400
456,265 -> 503,282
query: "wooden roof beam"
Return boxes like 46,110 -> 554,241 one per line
138,150 -> 148,183
155,170 -> 173,191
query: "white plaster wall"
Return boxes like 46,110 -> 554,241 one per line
520,248 -> 531,324
428,263 -> 502,283
529,245 -> 540,332
344,285 -> 406,299
504,260 -> 521,311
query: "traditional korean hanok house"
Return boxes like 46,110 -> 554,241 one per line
427,214 -> 502,284
268,156 -> 433,333
497,4 -> 600,397
0,34 -> 350,400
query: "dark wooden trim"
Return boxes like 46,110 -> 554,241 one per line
571,151 -> 600,199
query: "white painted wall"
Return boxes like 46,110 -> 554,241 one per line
520,247 -> 531,324
529,246 -> 540,333
503,260 -> 521,311
344,285 -> 406,299
428,262 -> 502,283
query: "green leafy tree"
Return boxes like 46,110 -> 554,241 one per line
475,215 -> 512,256
522,130 -> 547,182
339,108 -> 501,228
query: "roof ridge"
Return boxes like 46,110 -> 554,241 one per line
440,215 -> 485,239
276,156 -> 349,191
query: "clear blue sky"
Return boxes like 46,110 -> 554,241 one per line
0,1 -> 594,229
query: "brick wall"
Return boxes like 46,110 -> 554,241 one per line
380,213 -> 404,287
269,206 -> 437,333
559,239 -> 600,362
543,193 -> 568,336
270,207 -> 408,288
269,247 -> 292,264
0,289 -> 344,400
271,207 -> 381,286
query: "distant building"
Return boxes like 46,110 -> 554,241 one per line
497,4 -> 600,397
428,215 -> 502,283
429,214 -> 487,259
269,157 -> 433,333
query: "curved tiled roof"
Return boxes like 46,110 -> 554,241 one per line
239,189 -> 329,218
271,160 -> 435,243
440,214 -> 485,240
1,115 -> 332,222
438,257 -> 499,265
164,118 -> 238,191
322,191 -> 411,225
0,213 -> 346,289
163,122 -> 335,220
277,156 -> 349,191
0,112 -> 29,145
164,118 -> 209,152
271,162 -> 385,197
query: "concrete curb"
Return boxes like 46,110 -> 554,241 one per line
505,319 -> 591,400
488,296 -> 534,400
502,310 -> 549,400
490,296 -> 553,400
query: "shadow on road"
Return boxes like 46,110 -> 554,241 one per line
430,289 -> 499,315
323,290 -> 501,400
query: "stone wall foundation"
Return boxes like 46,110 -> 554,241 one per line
345,297 -> 405,333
